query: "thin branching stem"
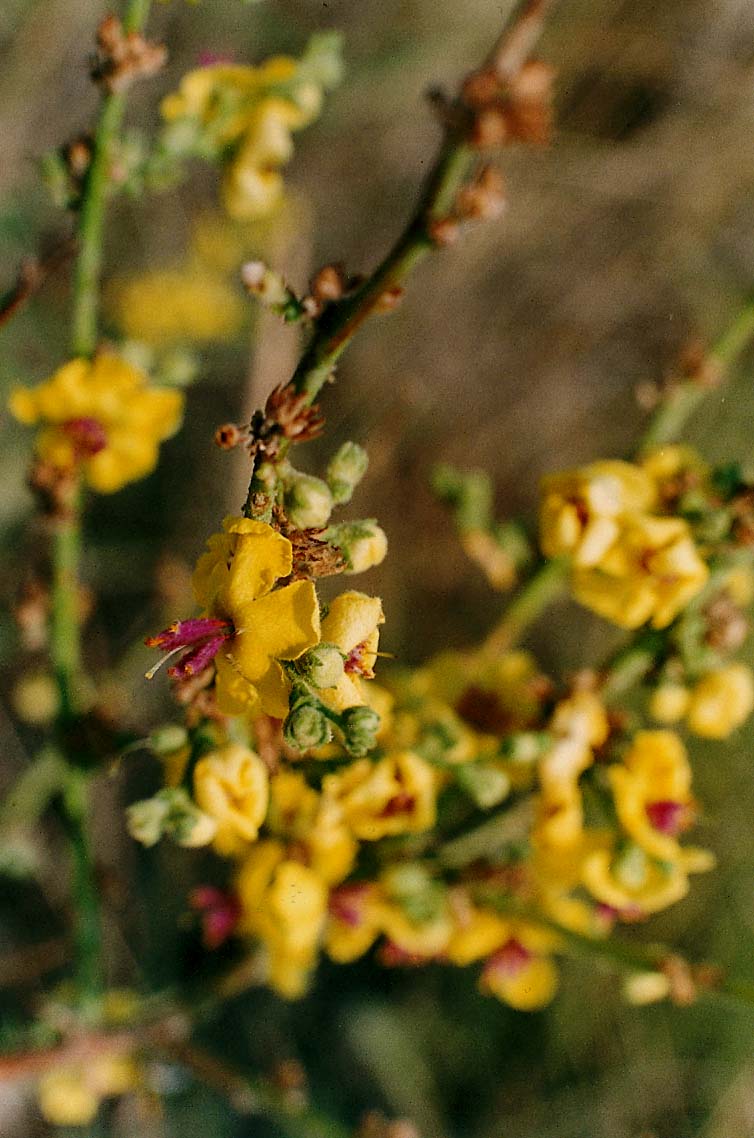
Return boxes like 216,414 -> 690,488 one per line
53,0 -> 154,1003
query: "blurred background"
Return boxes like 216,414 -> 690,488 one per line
3,0 -> 754,1134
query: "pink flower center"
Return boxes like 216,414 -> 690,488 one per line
486,938 -> 533,978
63,417 -> 108,457
645,799 -> 686,836
145,617 -> 232,680
189,886 -> 240,949
328,883 -> 371,927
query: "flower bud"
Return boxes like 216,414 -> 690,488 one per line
149,724 -> 189,756
241,261 -> 291,308
300,643 -> 345,689
162,788 -> 218,848
623,971 -> 671,1006
456,763 -> 510,809
341,704 -> 381,756
126,794 -> 171,847
284,701 -> 333,750
12,672 -> 59,725
326,441 -> 368,504
326,520 -> 388,574
285,472 -> 334,530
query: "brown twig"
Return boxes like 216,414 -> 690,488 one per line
0,239 -> 75,329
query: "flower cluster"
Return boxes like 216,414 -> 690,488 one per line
160,35 -> 343,219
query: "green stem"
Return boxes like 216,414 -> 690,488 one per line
475,889 -> 754,1011
639,296 -> 754,453
57,771 -> 104,1001
57,0 -> 153,1000
481,556 -> 568,656
51,497 -> 82,718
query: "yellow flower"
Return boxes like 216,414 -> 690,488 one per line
222,98 -> 304,220
649,682 -> 690,724
535,691 -> 608,853
581,843 -> 705,915
608,731 -> 695,863
325,883 -> 384,963
109,268 -> 245,345
266,770 -> 357,885
37,1055 -> 138,1127
540,460 -> 655,567
38,1069 -> 100,1127
480,923 -> 559,1010
193,743 -> 269,856
445,903 -> 510,966
686,664 -> 754,739
236,842 -> 328,998
316,591 -> 385,711
323,751 -> 438,840
10,355 -> 183,493
572,515 -> 708,629
641,444 -> 708,490
162,55 -> 330,221
191,516 -> 320,716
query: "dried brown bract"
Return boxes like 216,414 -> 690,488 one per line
91,14 -> 166,94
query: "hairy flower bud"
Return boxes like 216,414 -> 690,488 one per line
326,441 -> 369,504
300,643 -> 345,689
284,701 -> 333,750
285,472 -> 334,529
325,520 -> 387,574
341,704 -> 381,756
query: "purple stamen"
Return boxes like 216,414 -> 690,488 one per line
145,617 -> 232,681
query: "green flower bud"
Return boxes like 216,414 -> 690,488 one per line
500,732 -> 551,764
614,842 -> 649,890
326,442 -> 369,504
456,763 -> 510,809
382,862 -> 433,899
300,643 -> 345,689
149,725 -> 189,756
285,473 -> 334,530
341,704 -> 381,756
325,520 -> 387,574
284,702 -> 332,750
126,795 -> 171,847
164,792 -> 217,849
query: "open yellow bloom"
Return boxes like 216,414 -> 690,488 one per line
37,1054 -> 138,1127
608,731 -> 695,863
581,843 -> 710,915
316,591 -> 384,711
162,57 -> 326,221
572,515 -> 708,629
540,460 -> 655,567
686,664 -> 754,739
10,355 -> 183,493
479,922 -> 560,1010
267,770 -> 357,885
323,751 -> 438,840
193,743 -> 269,856
191,517 -> 320,716
236,841 -> 328,998
222,97 -> 306,220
